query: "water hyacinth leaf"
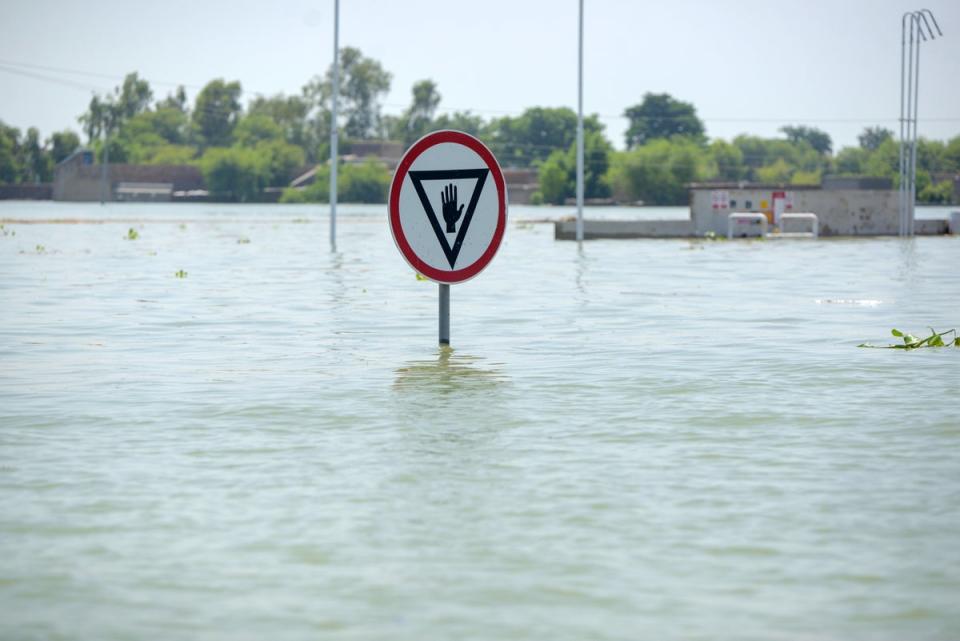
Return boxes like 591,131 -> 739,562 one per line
859,328 -> 958,349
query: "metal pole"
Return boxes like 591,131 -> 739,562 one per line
100,133 -> 109,205
330,0 -> 340,251
904,15 -> 916,236
439,283 -> 450,345
575,0 -> 584,243
898,14 -> 908,236
909,23 -> 922,237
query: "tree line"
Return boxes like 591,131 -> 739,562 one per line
1,46 -> 957,204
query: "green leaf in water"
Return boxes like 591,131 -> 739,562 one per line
861,328 -> 959,350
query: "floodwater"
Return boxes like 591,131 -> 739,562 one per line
1,201 -> 958,641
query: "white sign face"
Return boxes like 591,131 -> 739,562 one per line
389,130 -> 507,284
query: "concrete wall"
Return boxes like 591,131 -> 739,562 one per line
54,154 -> 204,202
503,168 -> 538,205
690,187 -> 900,236
0,184 -> 52,200
555,219 -> 694,240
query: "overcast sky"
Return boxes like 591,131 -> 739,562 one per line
1,0 -> 958,151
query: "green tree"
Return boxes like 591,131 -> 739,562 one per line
486,107 -> 603,167
755,158 -> 794,183
0,122 -> 22,183
858,126 -> 893,151
833,147 -> 867,175
144,145 -> 196,164
780,125 -> 832,155
537,150 -> 571,205
536,130 -> 612,204
863,138 -> 899,178
110,108 -> 191,162
78,72 -> 152,144
399,79 -> 441,145
707,140 -> 744,181
255,139 -> 306,187
115,73 -> 153,120
248,94 -> 311,153
48,130 -> 80,164
339,160 -> 391,202
609,138 -> 706,205
433,111 -> 486,138
279,160 -> 390,203
78,95 -> 121,143
623,93 -> 704,148
919,179 -> 953,204
732,134 -> 824,181
943,135 -> 960,172
20,127 -> 50,182
303,47 -> 392,140
157,86 -> 188,112
199,146 -> 267,201
193,79 -> 243,148
234,113 -> 283,147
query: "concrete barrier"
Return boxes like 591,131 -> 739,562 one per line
779,212 -> 819,237
727,213 -> 768,239
915,219 -> 950,235
554,219 -> 694,240
553,215 -> 950,240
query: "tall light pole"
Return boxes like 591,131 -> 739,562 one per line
899,9 -> 942,237
330,0 -> 340,251
575,0 -> 585,243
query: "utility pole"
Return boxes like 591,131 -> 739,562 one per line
330,0 -> 340,251
898,10 -> 942,237
575,0 -> 585,243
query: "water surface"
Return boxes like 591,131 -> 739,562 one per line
1,202 -> 958,640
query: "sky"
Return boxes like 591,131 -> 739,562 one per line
1,0 -> 958,151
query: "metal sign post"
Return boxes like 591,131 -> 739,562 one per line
330,0 -> 340,251
575,0 -> 584,243
389,130 -> 507,346
439,284 -> 450,345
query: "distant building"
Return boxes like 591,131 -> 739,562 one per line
688,177 -> 909,236
342,141 -> 405,169
503,168 -> 538,205
53,150 -> 205,202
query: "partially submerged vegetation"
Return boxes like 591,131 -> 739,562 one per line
860,328 -> 959,349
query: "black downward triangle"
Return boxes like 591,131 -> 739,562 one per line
409,168 -> 489,269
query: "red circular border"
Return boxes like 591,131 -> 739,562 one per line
389,130 -> 507,284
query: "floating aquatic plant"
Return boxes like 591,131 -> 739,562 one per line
237,237 -> 250,244
35,244 -> 45,254
126,228 -> 139,240
859,328 -> 959,349
174,269 -> 188,279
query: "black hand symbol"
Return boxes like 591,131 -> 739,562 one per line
441,183 -> 464,233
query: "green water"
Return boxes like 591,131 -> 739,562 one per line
1,202 -> 959,640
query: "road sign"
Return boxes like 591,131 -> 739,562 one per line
389,130 -> 507,284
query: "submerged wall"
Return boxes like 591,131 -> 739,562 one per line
689,187 -> 899,236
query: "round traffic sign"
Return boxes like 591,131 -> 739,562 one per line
389,130 -> 507,284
